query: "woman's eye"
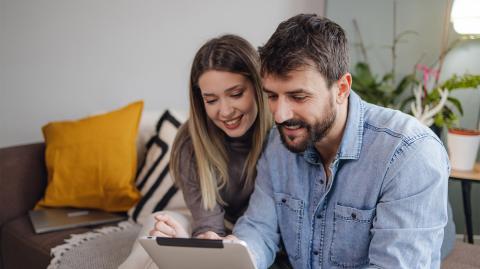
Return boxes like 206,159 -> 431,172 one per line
231,91 -> 244,98
205,99 -> 217,104
267,94 -> 278,100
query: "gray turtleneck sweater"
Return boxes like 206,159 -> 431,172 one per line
176,128 -> 255,237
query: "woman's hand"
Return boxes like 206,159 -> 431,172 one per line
195,231 -> 222,240
149,214 -> 189,238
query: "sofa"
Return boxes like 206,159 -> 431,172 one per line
0,142 -> 102,268
1,138 -> 480,268
0,108 -> 180,269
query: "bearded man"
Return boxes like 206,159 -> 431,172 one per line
232,14 -> 449,269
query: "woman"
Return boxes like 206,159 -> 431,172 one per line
153,34 -> 271,239
119,34 -> 271,268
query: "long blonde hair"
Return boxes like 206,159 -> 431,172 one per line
170,35 -> 271,210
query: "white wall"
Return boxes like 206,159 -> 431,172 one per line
0,0 -> 324,147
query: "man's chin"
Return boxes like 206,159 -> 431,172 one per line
279,132 -> 309,153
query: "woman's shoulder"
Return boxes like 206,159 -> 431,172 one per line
172,122 -> 194,157
170,121 -> 199,187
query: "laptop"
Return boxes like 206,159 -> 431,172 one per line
29,207 -> 126,234
139,236 -> 257,269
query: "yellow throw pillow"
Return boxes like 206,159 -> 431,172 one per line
37,101 -> 143,212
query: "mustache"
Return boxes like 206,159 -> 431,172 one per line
276,119 -> 308,129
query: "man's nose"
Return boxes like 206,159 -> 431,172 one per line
273,97 -> 293,124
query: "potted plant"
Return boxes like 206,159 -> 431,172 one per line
399,73 -> 480,130
447,128 -> 480,171
351,62 -> 416,109
351,8 -> 480,134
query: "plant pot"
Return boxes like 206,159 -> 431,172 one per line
447,128 -> 480,171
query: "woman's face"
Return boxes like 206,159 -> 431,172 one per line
198,70 -> 258,138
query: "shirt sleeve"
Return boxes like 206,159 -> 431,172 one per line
233,152 -> 280,269
367,136 -> 450,268
176,141 -> 226,237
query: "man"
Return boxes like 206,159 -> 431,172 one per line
232,14 -> 449,269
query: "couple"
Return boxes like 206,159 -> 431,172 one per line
121,14 -> 449,269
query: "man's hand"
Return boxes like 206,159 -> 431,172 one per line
224,234 -> 240,242
195,231 -> 222,240
149,214 -> 189,238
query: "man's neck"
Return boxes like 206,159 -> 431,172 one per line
314,103 -> 348,171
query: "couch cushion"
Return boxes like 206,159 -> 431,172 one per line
0,215 -> 120,269
37,101 -> 143,212
128,110 -> 187,224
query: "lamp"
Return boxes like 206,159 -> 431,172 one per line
451,0 -> 480,35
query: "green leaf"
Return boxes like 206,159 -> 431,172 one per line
439,74 -> 480,91
399,96 -> 416,112
433,113 -> 444,128
394,74 -> 417,96
353,62 -> 375,86
447,96 -> 464,115
381,73 -> 394,83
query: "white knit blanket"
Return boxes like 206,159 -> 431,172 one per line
48,221 -> 142,269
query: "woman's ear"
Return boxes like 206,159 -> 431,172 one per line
336,73 -> 351,104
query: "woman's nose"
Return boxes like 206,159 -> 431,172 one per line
219,100 -> 235,118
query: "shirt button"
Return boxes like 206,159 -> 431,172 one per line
319,179 -> 324,184
313,250 -> 319,255
316,214 -> 321,219
351,213 -> 357,219
281,198 -> 287,203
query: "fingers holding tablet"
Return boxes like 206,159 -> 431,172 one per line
149,214 -> 189,238
196,231 -> 222,240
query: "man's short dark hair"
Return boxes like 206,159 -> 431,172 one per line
259,14 -> 349,87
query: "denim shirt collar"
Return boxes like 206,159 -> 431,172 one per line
303,91 -> 364,165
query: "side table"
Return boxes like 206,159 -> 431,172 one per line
450,163 -> 480,244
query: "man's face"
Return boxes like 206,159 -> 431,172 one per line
263,68 -> 337,153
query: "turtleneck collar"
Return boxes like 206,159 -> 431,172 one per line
224,123 -> 254,148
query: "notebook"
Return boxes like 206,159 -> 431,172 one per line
29,208 -> 126,234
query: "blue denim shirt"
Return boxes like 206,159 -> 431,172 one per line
233,91 -> 449,269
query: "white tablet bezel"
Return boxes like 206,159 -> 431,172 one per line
139,236 -> 257,269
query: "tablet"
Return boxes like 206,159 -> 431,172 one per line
139,236 -> 257,269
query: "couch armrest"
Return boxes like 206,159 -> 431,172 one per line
0,143 -> 47,227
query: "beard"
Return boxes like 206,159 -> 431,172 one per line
277,100 -> 336,153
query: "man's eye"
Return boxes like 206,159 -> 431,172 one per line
292,95 -> 306,101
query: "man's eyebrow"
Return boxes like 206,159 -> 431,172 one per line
202,84 -> 243,97
262,88 -> 311,94
286,89 -> 310,94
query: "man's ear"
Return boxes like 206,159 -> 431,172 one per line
335,73 -> 351,104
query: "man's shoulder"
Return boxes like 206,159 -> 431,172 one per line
362,102 -> 439,144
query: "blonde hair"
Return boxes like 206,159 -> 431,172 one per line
170,35 -> 271,210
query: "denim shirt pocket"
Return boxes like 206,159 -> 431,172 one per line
274,192 -> 304,261
330,204 -> 375,268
